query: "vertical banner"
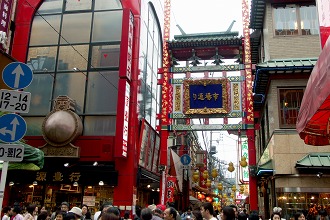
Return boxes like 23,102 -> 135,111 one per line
317,0 -> 330,48
115,80 -> 130,157
0,0 -> 13,50
241,138 -> 249,182
165,176 -> 176,204
119,9 -> 134,81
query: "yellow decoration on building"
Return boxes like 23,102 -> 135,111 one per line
211,168 -> 218,178
192,171 -> 199,183
206,179 -> 211,188
218,183 -> 223,191
240,156 -> 248,167
228,162 -> 235,172
202,170 -> 209,179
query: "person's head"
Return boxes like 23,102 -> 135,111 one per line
294,212 -> 305,220
12,206 -> 21,216
201,202 -> 214,219
141,208 -> 153,220
238,212 -> 248,220
27,204 -> 37,215
37,212 -> 49,220
271,213 -> 281,220
81,205 -> 88,216
135,205 -> 142,218
99,213 -> 120,220
186,207 -> 192,215
124,211 -> 130,219
192,210 -> 203,220
273,207 -> 282,215
248,211 -> 259,220
68,207 -> 82,220
106,207 -> 120,217
56,211 -> 67,220
222,207 -> 235,220
154,209 -> 163,218
229,205 -> 238,218
164,207 -> 177,220
61,202 -> 70,212
2,206 -> 11,215
319,210 -> 327,220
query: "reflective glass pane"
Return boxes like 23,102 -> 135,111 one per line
27,47 -> 58,72
57,45 -> 89,71
61,13 -> 92,44
91,45 -> 120,68
92,11 -> 123,42
274,7 -> 298,36
24,117 -> 44,136
23,74 -> 54,115
300,6 -> 319,35
53,73 -> 86,114
65,0 -> 92,11
95,0 -> 122,10
84,116 -> 116,135
37,0 -> 63,14
85,71 -> 119,114
30,15 -> 60,46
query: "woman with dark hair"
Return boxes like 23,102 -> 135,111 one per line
222,207 -> 235,220
24,204 -> 37,220
238,212 -> 248,220
270,213 -> 280,220
2,206 -> 11,220
294,212 -> 305,220
99,213 -> 120,220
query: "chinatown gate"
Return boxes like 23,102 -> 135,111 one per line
159,0 -> 257,210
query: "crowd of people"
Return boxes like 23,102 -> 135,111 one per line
1,202 -> 328,220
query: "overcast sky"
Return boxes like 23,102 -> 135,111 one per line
169,0 -> 245,39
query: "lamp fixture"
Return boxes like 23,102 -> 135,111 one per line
73,182 -> 78,187
9,182 -> 14,186
93,161 -> 98,166
64,163 -> 69,167
33,181 -> 38,186
317,172 -> 323,179
157,188 -> 160,192
147,184 -> 151,188
99,181 -> 104,186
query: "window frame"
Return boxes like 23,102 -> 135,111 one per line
273,3 -> 319,36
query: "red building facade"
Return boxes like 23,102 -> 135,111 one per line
2,0 -> 165,214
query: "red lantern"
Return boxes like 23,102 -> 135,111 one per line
205,196 -> 213,202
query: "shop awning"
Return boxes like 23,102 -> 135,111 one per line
257,160 -> 273,176
296,38 -> 330,146
295,153 -> 330,169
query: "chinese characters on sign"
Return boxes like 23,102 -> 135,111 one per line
125,12 -> 134,80
192,92 -> 220,101
36,171 -> 81,182
121,82 -> 130,157
189,84 -> 223,109
241,139 -> 249,182
0,0 -> 13,50
165,176 -> 176,204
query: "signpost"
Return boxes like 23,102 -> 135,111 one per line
0,61 -> 32,215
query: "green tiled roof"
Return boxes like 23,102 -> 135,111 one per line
296,153 -> 330,167
257,58 -> 318,68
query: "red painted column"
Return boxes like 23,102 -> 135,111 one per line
159,0 -> 172,205
242,0 -> 258,211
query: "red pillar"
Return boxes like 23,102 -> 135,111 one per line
247,129 -> 258,210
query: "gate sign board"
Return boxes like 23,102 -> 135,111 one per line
0,89 -> 31,113
0,144 -> 24,162
0,113 -> 27,143
183,78 -> 229,114
2,62 -> 33,89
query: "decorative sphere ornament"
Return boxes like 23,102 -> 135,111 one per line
217,183 -> 223,191
211,168 -> 218,178
206,179 -> 211,188
192,171 -> 199,182
232,185 -> 237,192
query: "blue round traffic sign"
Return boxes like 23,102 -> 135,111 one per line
2,62 -> 33,89
0,113 -> 27,143
180,154 -> 191,165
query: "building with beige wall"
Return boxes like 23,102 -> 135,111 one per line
250,0 -> 330,219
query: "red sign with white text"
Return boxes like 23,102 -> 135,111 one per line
317,0 -> 330,48
165,176 -> 176,204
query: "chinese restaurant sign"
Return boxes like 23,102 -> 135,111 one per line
183,78 -> 229,114
165,176 -> 176,204
0,0 -> 13,50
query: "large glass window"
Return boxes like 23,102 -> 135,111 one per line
26,0 -> 122,135
138,4 -> 162,129
273,4 -> 319,36
278,88 -> 305,128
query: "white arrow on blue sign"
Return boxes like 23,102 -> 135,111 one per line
2,62 -> 33,90
0,113 -> 27,143
180,154 -> 191,165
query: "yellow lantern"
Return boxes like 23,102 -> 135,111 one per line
211,168 -> 218,178
239,185 -> 244,194
206,179 -> 211,188
232,185 -> 237,192
228,162 -> 235,172
192,171 -> 199,183
240,156 -> 248,167
217,183 -> 223,191
202,170 -> 209,179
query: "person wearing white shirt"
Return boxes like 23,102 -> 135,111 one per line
200,202 -> 218,220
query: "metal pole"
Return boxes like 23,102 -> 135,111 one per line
0,161 -> 9,216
